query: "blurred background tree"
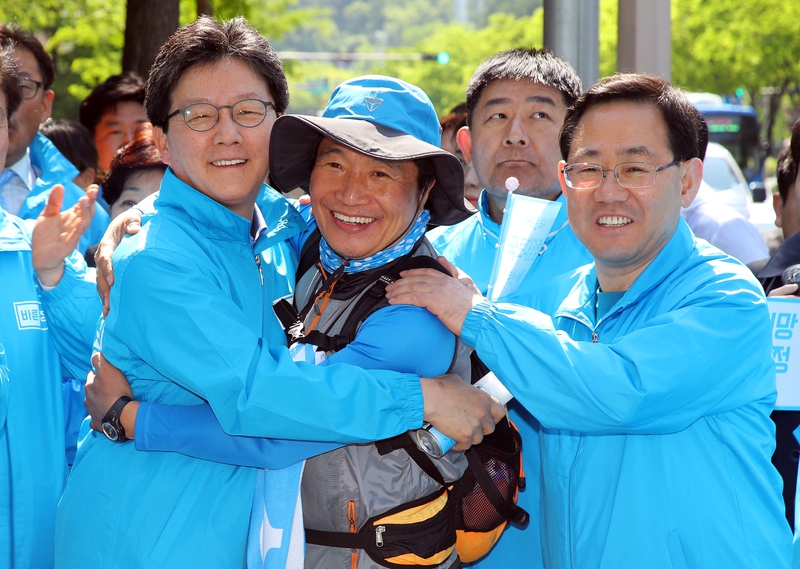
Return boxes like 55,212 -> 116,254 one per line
1,0 -> 799,154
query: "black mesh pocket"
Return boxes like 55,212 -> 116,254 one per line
450,417 -> 524,532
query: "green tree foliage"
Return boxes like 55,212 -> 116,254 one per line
672,0 -> 800,98
471,0 -> 541,27
671,0 -> 800,150
290,9 -> 543,115
378,11 -> 544,117
1,0 -> 124,118
0,0 -> 316,118
212,0 -> 316,41
598,0 -> 618,80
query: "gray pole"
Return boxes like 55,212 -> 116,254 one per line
543,0 -> 600,90
617,0 -> 671,79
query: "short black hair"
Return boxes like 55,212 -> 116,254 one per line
39,119 -> 98,173
145,16 -> 289,133
559,74 -> 706,163
0,46 -> 22,120
415,157 -> 437,194
0,24 -> 55,89
791,118 -> 800,167
466,48 -> 582,128
776,147 -> 797,205
79,72 -> 146,135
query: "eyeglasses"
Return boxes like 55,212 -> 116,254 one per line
562,159 -> 682,190
166,99 -> 275,132
19,77 -> 46,100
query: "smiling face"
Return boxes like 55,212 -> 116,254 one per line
94,101 -> 148,172
463,78 -> 567,211
153,58 -> 275,218
310,138 -> 431,260
110,167 -> 164,219
560,101 -> 702,291
6,46 -> 53,166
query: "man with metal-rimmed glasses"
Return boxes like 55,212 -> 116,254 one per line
386,73 -> 790,568
0,24 -> 109,255
561,159 -> 681,190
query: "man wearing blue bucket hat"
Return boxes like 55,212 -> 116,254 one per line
268,75 -> 472,228
79,71 -> 495,568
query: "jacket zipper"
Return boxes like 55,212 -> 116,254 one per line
254,254 -> 264,285
349,500 -> 358,569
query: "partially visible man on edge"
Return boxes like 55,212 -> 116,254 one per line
54,17 -> 502,569
390,73 -> 791,568
753,122 -> 800,538
0,25 -> 109,254
426,47 -> 591,568
758,121 -> 800,295
0,44 -> 98,569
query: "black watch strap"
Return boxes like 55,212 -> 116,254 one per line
101,395 -> 134,442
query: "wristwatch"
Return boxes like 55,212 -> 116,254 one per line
101,395 -> 134,442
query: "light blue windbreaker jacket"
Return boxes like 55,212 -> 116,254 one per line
16,133 -> 110,254
0,208 -> 96,568
461,218 -> 791,569
55,169 -> 425,569
428,190 -> 591,568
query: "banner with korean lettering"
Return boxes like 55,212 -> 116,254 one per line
768,298 -> 800,410
487,194 -> 562,302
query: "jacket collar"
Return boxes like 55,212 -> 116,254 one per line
0,208 -> 32,251
476,190 -> 500,238
155,169 -> 306,254
28,133 -> 80,193
15,134 -> 82,217
758,230 -> 800,279
256,184 -> 306,250
555,218 -> 695,325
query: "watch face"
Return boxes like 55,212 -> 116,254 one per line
102,422 -> 119,441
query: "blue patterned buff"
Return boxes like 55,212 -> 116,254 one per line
319,209 -> 431,274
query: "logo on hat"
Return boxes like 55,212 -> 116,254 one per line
364,95 -> 383,112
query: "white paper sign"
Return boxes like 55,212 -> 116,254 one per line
486,193 -> 562,302
768,298 -> 800,410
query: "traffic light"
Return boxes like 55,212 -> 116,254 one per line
422,52 -> 451,64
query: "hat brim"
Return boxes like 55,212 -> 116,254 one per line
269,115 -> 475,226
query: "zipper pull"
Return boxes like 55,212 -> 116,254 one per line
592,332 -> 598,343
375,525 -> 385,547
348,500 -> 357,533
254,255 -> 264,285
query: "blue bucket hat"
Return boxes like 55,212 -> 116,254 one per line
269,75 -> 473,226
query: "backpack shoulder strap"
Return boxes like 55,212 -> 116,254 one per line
296,227 -> 322,285
333,253 -> 448,346
300,249 -> 449,354
375,433 -> 446,486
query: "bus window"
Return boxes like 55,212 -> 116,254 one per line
695,103 -> 762,184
